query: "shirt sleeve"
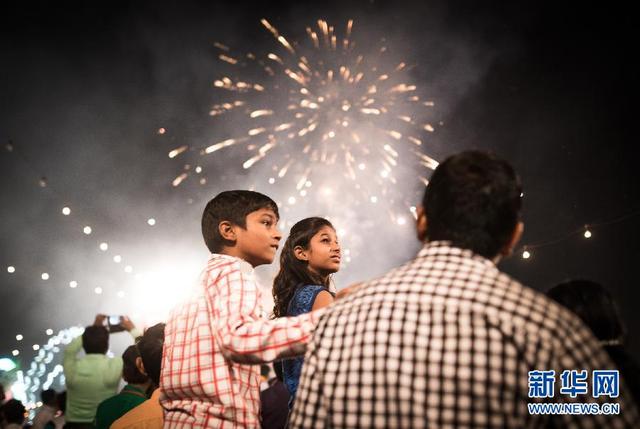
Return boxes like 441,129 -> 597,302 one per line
209,261 -> 324,364
63,335 -> 83,387
288,323 -> 327,429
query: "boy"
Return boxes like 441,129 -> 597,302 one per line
161,190 -> 324,428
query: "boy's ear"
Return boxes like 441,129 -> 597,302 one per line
218,221 -> 237,242
416,205 -> 428,242
293,245 -> 309,261
135,356 -> 148,376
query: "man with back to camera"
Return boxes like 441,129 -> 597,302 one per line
290,150 -> 639,428
63,314 -> 140,429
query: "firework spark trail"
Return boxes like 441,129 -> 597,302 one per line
169,18 -> 439,212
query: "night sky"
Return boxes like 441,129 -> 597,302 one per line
1,0 -> 638,392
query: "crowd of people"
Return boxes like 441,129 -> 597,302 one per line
2,150 -> 639,428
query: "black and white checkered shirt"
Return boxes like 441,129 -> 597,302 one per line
289,241 -> 639,428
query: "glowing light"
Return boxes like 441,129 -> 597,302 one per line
33,345 -> 40,351
396,217 -> 406,225
195,166 -> 202,173
158,128 -> 166,135
522,250 -> 531,259
41,273 -> 49,280
99,242 -> 108,251
0,358 -> 16,372
124,265 -> 133,273
16,334 -> 23,341
147,218 -> 156,226
7,266 -> 15,273
117,291 -> 125,298
69,281 -> 78,288
113,255 -> 122,263
62,207 -> 71,215
94,287 -> 103,295
584,228 -> 592,239
170,18 -> 439,211
12,350 -> 19,356
83,226 -> 92,235
288,196 -> 296,205
45,329 -> 53,336
370,196 -> 378,203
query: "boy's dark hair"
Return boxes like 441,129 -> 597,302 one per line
202,190 -> 279,253
422,150 -> 522,259
2,399 -> 26,424
40,388 -> 57,406
547,280 -> 625,343
122,345 -> 150,384
82,325 -> 109,354
137,323 -> 165,386
272,217 -> 334,318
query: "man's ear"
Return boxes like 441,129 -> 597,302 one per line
501,221 -> 524,257
218,221 -> 237,242
416,205 -> 428,242
293,245 -> 309,261
135,356 -> 148,376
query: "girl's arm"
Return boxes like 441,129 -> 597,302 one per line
312,290 -> 334,311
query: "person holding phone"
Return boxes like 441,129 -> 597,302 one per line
62,314 -> 140,429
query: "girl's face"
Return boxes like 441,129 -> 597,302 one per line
296,225 -> 341,277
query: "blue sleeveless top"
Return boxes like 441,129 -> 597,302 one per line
281,284 -> 333,409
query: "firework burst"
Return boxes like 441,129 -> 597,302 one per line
170,19 -> 439,212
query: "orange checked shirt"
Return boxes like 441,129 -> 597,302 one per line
160,253 -> 322,429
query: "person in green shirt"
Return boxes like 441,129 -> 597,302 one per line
63,314 -> 139,429
94,345 -> 151,429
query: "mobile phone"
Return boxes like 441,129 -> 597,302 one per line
107,315 -> 126,333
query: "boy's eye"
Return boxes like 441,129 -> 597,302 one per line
262,220 -> 272,226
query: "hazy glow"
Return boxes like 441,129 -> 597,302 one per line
45,329 -> 53,335
62,207 -> 71,215
584,229 -> 592,239
83,226 -> 92,235
7,266 -> 15,273
94,287 -> 103,294
99,242 -> 109,251
69,281 -> 78,288
41,273 -> 49,280
16,334 -> 23,341
113,255 -> 122,263
147,218 -> 156,226
522,250 -> 531,259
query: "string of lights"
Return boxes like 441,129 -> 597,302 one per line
3,140 -> 157,358
518,209 -> 640,260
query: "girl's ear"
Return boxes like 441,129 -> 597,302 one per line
293,245 -> 308,261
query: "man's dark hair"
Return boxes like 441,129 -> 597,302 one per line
40,389 -> 57,406
422,150 -> 522,259
2,399 -> 26,424
82,325 -> 109,354
137,323 -> 165,386
122,345 -> 149,384
202,190 -> 279,253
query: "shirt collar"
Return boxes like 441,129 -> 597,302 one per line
417,240 -> 496,269
209,253 -> 254,275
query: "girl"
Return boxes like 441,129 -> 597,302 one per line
272,217 -> 341,407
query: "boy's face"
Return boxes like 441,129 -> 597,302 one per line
235,208 -> 282,267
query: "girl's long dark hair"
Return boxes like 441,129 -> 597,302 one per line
272,217 -> 334,318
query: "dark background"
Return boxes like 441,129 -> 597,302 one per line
1,0 -> 638,386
